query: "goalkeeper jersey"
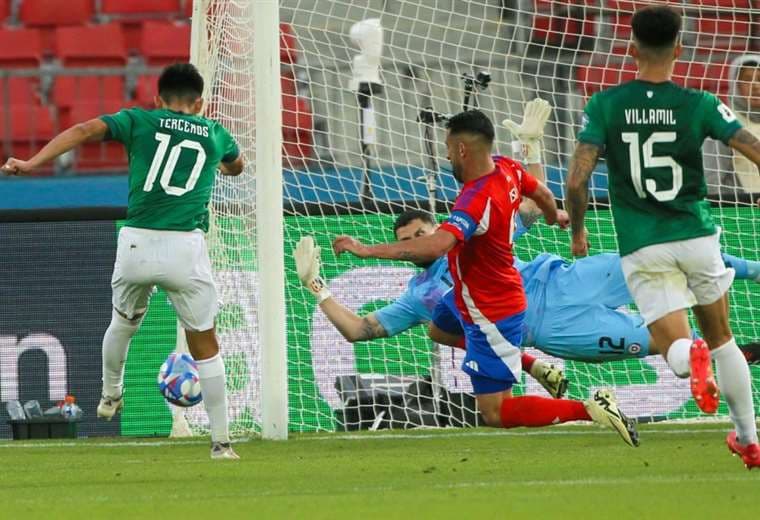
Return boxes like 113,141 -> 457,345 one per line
578,80 -> 742,256
100,107 -> 240,232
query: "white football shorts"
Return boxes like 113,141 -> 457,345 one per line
620,231 -> 734,325
111,226 -> 219,331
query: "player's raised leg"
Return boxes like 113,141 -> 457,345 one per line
462,315 -> 638,447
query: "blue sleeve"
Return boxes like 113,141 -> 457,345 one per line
374,290 -> 426,336
442,210 -> 478,241
513,212 -> 529,242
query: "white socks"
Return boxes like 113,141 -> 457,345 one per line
666,338 -> 692,378
196,354 -> 230,443
102,309 -> 141,398
712,339 -> 759,445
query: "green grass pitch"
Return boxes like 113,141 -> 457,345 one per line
2,423 -> 757,519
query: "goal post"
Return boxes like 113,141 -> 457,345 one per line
252,0 -> 289,441
184,0 -> 288,440
169,0 -> 760,437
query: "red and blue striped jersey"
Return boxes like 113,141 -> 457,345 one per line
439,156 -> 538,324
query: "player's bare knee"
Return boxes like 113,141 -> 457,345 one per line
185,327 -> 220,360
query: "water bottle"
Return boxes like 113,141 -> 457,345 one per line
6,400 -> 25,421
23,400 -> 43,419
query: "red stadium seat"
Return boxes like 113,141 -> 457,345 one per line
673,61 -> 732,96
0,105 -> 55,165
575,61 -> 638,97
55,24 -> 127,67
134,74 -> 159,108
694,14 -> 753,53
282,94 -> 313,166
101,0 -> 181,16
689,0 -> 751,7
0,78 -> 42,106
280,23 -> 298,64
0,28 -> 44,68
19,0 -> 94,26
0,0 -> 10,23
52,76 -> 125,109
63,100 -> 128,169
183,0 -> 193,19
139,21 -> 191,65
532,1 -> 596,48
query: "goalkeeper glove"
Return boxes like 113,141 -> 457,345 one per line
502,98 -> 552,165
294,236 -> 332,303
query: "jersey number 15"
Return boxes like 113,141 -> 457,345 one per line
621,131 -> 683,202
143,132 -> 207,196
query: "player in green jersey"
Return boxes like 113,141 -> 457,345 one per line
565,6 -> 760,469
1,64 -> 244,460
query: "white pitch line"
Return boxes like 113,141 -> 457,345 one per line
0,426 -> 736,449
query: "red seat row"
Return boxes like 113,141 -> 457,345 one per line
0,22 -> 190,67
10,0 -> 189,26
576,60 -> 733,98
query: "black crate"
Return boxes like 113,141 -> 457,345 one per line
8,417 -> 80,440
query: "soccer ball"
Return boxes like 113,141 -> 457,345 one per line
158,352 -> 203,407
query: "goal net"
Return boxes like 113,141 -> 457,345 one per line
189,0 -> 760,435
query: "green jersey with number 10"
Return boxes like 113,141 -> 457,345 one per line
577,80 -> 742,256
100,107 -> 240,232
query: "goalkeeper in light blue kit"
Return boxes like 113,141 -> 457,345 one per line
293,99 -> 760,384
2,64 -> 244,460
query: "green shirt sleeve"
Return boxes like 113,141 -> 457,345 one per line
577,93 -> 606,148
99,109 -> 134,144
219,126 -> 240,163
702,92 -> 742,145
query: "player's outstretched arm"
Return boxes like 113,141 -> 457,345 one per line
294,236 -> 388,342
333,229 -> 457,264
525,182 -> 559,226
566,142 -> 601,256
1,118 -> 108,175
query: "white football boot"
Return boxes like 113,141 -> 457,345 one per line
584,388 -> 639,447
97,394 -> 123,421
211,442 -> 240,460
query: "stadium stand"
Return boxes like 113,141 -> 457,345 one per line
3,0 -> 752,177
140,21 -> 191,65
55,24 -> 128,67
0,27 -> 43,67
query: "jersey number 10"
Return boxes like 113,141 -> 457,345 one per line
143,132 -> 207,196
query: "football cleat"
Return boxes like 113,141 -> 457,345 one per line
211,442 -> 240,460
96,394 -> 123,421
532,361 -> 569,399
585,388 -> 639,447
740,342 -> 760,365
689,339 -> 719,414
726,431 -> 760,470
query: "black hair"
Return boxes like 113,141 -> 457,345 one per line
393,210 -> 436,234
631,5 -> 682,51
158,63 -> 204,104
445,109 -> 495,145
